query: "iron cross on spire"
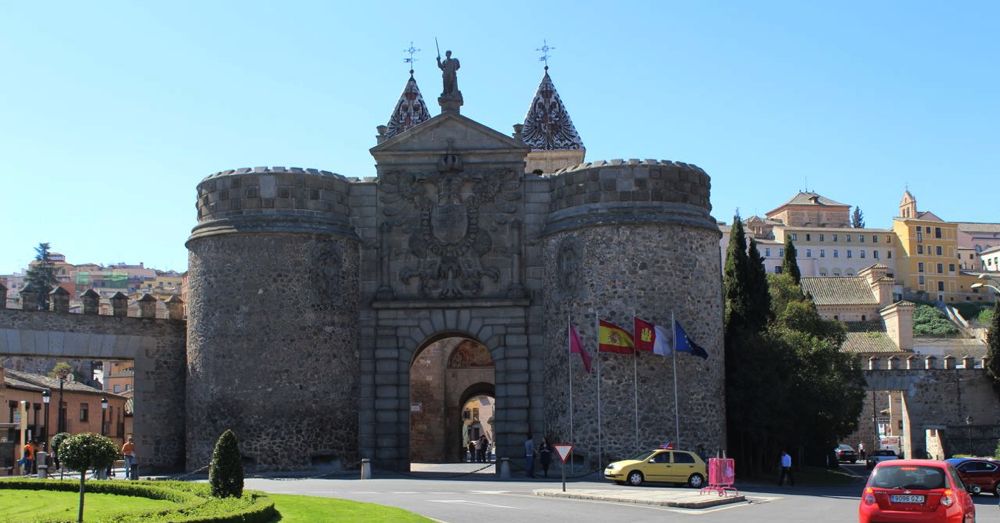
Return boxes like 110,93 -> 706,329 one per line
404,41 -> 420,75
536,39 -> 555,70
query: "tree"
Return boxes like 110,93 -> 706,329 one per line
58,433 -> 119,523
50,431 -> 71,475
724,216 -> 752,339
24,242 -> 58,310
209,429 -> 244,498
852,207 -> 865,228
782,238 -> 801,284
746,239 -> 772,333
49,361 -> 76,380
986,300 -> 1000,396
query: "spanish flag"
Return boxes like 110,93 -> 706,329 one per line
598,319 -> 635,354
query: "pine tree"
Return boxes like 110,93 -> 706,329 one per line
782,238 -> 801,284
986,300 -> 1000,396
724,216 -> 752,338
209,429 -> 244,498
852,207 -> 865,228
746,238 -> 772,332
25,242 -> 58,310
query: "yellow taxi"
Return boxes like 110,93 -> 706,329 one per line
604,449 -> 707,487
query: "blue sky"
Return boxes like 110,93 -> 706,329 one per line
2,1 -> 998,274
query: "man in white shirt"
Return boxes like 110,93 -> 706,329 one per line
779,450 -> 794,486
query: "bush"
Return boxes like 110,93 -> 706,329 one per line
59,432 -> 119,474
912,305 -> 959,337
50,431 -> 70,466
209,430 -> 244,499
995,439 -> 1000,460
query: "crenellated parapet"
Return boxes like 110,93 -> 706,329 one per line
4,286 -> 185,320
542,159 -> 716,236
190,166 -> 357,241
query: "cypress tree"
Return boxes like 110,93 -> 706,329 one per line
986,300 -> 1000,396
782,237 -> 801,284
746,238 -> 772,332
724,216 -> 752,337
25,242 -> 58,310
209,429 -> 244,498
852,207 -> 865,228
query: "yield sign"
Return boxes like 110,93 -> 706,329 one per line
553,443 -> 574,464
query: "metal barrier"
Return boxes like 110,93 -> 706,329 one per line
700,457 -> 739,497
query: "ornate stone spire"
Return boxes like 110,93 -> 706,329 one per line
384,72 -> 431,139
521,69 -> 584,151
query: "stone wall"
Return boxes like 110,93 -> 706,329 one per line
0,309 -> 186,471
186,167 -> 360,471
541,161 -> 724,467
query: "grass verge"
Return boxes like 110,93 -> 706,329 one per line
268,493 -> 433,522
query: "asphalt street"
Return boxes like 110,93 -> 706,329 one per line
246,471 -> 1000,523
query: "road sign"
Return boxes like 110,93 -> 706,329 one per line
554,443 -> 573,464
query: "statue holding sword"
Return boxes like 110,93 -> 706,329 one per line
435,38 -> 463,110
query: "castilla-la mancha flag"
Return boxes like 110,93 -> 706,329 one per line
634,316 -> 671,357
598,319 -> 635,354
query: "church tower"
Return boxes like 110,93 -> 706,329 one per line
521,65 -> 585,174
899,189 -> 917,218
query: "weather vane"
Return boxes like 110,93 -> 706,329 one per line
536,39 -> 555,70
404,41 -> 420,75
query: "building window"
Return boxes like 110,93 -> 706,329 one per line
125,384 -> 131,391
918,245 -> 924,254
938,281 -> 945,291
873,235 -> 878,243
926,226 -> 931,233
919,275 -> 925,285
775,266 -> 783,274
846,235 -> 852,242
833,249 -> 839,258
819,269 -> 827,276
765,248 -> 771,257
917,231 -> 923,242
80,403 -> 89,422
874,250 -> 880,259
859,234 -> 865,243
935,227 -> 942,238
918,262 -> 924,272
936,246 -> 943,256
847,250 -> 853,258
113,384 -> 121,393
949,263 -> 955,272
833,233 -> 838,242
860,249 -> 866,258
790,233 -> 797,241
937,263 -> 943,274
888,251 -> 892,259
806,233 -> 811,241
833,270 -> 841,276
779,248 -> 785,257
819,234 -> 825,242
806,249 -> 812,257
820,249 -> 825,258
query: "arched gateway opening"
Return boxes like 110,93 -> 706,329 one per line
409,336 -> 495,464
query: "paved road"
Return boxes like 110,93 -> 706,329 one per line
246,472 -> 1000,523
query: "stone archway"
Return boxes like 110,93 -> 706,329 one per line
409,336 -> 494,463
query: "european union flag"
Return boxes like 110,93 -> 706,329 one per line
674,321 -> 709,359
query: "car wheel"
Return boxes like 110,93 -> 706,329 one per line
688,473 -> 705,488
850,460 -> 856,464
627,471 -> 644,486
994,482 -> 1000,497
970,484 -> 981,495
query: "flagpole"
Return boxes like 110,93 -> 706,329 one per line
672,311 -> 680,448
633,310 -> 639,452
567,313 -> 574,476
595,310 -> 602,477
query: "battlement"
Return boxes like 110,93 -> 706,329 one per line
191,166 -> 359,241
542,158 -> 715,235
3,284 -> 185,321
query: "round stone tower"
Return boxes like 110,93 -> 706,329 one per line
541,159 -> 724,465
185,166 -> 359,471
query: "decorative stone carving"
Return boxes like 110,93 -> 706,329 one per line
556,236 -> 582,297
313,243 -> 343,306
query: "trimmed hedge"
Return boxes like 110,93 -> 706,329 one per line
0,479 -> 276,523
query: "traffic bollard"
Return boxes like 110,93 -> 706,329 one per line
360,458 -> 372,480
499,457 -> 511,479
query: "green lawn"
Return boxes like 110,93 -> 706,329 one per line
269,493 -> 432,522
0,489 -> 176,523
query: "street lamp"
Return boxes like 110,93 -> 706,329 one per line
56,368 -> 69,434
41,389 -> 50,447
100,397 -> 109,436
965,415 -> 974,456
970,273 -> 1000,295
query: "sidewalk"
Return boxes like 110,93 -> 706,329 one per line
534,487 -> 746,508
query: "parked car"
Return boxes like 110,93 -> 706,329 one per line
835,444 -> 858,463
858,459 -> 975,523
866,449 -> 900,469
604,449 -> 706,488
946,457 -> 1000,496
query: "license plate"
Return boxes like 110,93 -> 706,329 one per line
890,494 -> 925,504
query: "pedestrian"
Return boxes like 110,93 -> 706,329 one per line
538,437 -> 552,478
467,440 -> 476,462
858,442 -> 866,461
477,435 -> 488,463
524,433 -> 535,478
22,440 -> 35,476
122,436 -> 137,480
778,450 -> 794,486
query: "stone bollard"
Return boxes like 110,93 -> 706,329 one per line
499,457 -> 511,479
36,452 -> 47,479
360,458 -> 371,480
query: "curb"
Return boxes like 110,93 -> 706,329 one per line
533,490 -> 746,508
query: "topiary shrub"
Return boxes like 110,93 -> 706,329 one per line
209,429 -> 244,499
58,432 -> 120,522
51,431 -> 70,467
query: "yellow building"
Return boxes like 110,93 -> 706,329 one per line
892,190 -> 984,303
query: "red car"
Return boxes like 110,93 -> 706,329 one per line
859,459 -> 975,523
948,458 -> 1000,496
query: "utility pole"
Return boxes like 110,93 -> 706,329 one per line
871,390 -> 878,452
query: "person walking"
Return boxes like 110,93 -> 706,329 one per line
122,436 -> 137,480
467,440 -> 476,463
778,450 -> 794,486
538,438 -> 553,478
476,435 -> 488,464
524,433 -> 535,478
858,442 -> 866,461
21,440 -> 35,476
